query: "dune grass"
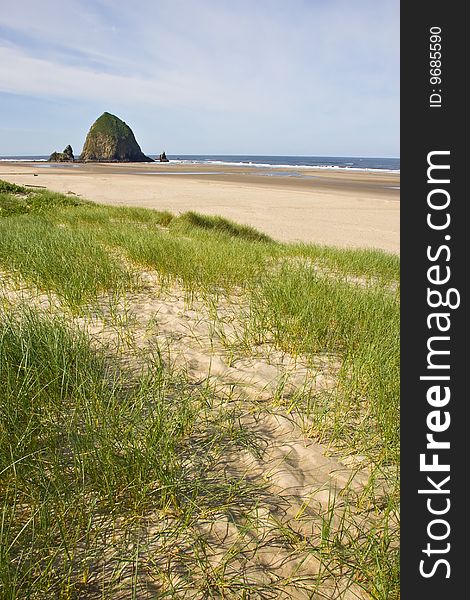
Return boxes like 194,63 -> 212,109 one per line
0,214 -> 130,307
170,210 -> 274,243
0,182 -> 88,216
249,263 -> 399,462
0,306 -> 193,510
0,180 -> 400,598
0,305 -> 281,598
288,243 -> 400,285
0,305 -> 218,597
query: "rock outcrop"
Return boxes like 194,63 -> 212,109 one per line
48,144 -> 74,162
158,151 -> 169,162
80,112 -> 154,162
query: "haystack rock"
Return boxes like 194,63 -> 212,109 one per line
80,112 -> 154,162
48,144 -> 74,162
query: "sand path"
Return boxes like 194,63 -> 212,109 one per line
73,274 -> 380,598
2,269 -> 379,596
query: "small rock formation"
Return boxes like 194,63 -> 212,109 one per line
158,151 -> 169,162
80,112 -> 154,162
63,145 -> 74,161
48,144 -> 74,162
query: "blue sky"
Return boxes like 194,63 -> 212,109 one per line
0,0 -> 399,157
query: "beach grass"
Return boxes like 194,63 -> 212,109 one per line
0,214 -> 130,307
0,180 -> 399,598
249,263 -> 399,461
0,305 -> 264,597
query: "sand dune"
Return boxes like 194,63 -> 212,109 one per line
0,161 -> 400,253
1,165 -> 398,597
2,267 -> 392,597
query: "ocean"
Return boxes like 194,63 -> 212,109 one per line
166,155 -> 399,172
0,154 -> 399,173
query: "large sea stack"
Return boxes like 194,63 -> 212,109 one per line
80,112 -> 154,162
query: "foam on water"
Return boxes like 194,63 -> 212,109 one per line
0,154 -> 400,174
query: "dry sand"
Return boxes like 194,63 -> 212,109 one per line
0,161 -> 400,253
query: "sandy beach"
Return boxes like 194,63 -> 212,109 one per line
0,161 -> 399,253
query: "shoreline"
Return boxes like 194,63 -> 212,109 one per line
0,160 -> 400,254
0,157 -> 400,174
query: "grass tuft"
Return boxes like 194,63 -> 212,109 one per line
172,211 -> 274,243
249,263 -> 399,461
0,187 -> 89,218
0,305 -> 199,596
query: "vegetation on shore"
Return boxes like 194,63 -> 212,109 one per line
1,180 -> 399,599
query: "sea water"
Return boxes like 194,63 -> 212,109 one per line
166,155 -> 399,173
0,154 -> 399,173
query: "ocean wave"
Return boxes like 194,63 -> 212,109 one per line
169,159 -> 399,173
0,157 -> 47,162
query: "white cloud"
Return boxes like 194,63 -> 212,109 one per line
0,0 -> 399,155
0,45 -> 276,114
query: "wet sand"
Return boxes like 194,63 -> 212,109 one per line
0,161 -> 400,253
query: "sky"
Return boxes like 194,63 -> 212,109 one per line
0,0 -> 399,157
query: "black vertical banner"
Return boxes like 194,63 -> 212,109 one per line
401,3 -> 465,598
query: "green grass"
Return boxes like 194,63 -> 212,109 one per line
171,210 -> 274,243
88,112 -> 135,140
0,214 -> 130,307
0,180 -> 400,598
103,223 -> 274,291
0,184 -> 89,217
0,304 -> 198,504
0,181 -> 30,195
0,305 -> 276,598
249,263 -> 399,462
289,242 -> 400,285
0,305 -> 199,596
